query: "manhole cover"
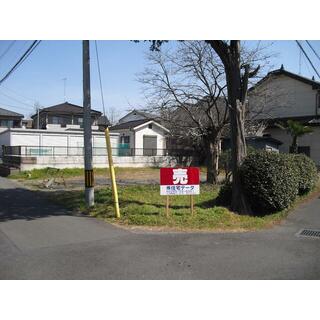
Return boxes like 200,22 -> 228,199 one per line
296,229 -> 320,239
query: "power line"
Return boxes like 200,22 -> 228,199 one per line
0,90 -> 35,107
305,40 -> 320,63
0,40 -> 41,86
94,40 -> 106,117
0,101 -> 32,112
0,85 -> 37,104
0,41 -> 16,62
295,40 -> 320,79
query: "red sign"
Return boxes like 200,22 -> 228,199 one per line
160,167 -> 200,195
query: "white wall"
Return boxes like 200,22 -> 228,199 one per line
18,155 -> 192,170
0,129 -> 120,156
249,74 -> 318,119
0,130 -> 10,156
265,126 -> 320,165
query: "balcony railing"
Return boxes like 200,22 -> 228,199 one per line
2,145 -> 195,157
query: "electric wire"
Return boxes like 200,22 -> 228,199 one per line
305,40 -> 320,63
295,40 -> 320,79
0,41 -> 16,62
0,40 -> 41,86
94,40 -> 106,119
0,90 -> 35,107
1,85 -> 37,104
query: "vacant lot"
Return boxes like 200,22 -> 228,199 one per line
10,167 -> 319,231
48,184 -> 306,231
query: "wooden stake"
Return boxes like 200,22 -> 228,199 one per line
166,195 -> 169,217
190,195 -> 194,215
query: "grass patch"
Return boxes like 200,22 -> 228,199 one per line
9,166 -> 160,180
47,182 -> 320,231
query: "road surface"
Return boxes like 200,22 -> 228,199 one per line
0,176 -> 319,279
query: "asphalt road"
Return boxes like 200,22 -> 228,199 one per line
0,176 -> 319,279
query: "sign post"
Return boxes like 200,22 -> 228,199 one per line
160,167 -> 200,215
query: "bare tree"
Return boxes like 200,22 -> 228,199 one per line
139,41 -> 229,184
107,106 -> 120,125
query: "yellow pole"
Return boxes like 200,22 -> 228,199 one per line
105,127 -> 120,218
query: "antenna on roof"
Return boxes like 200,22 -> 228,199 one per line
62,78 -> 67,102
280,64 -> 284,70
312,76 -> 315,81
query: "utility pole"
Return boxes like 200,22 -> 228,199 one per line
83,40 -> 94,207
35,102 -> 41,128
37,107 -> 40,129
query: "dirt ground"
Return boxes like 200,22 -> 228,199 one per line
18,169 -> 209,191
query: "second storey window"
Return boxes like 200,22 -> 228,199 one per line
317,92 -> 320,108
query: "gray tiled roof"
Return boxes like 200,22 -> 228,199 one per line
0,107 -> 24,118
31,102 -> 102,118
110,119 -> 150,131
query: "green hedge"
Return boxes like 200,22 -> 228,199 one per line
289,153 -> 318,195
216,151 -> 318,214
240,151 -> 299,213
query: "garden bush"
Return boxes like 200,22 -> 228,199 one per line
240,151 -> 299,213
288,153 -> 318,195
216,180 -> 232,207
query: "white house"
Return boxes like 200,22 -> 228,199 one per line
110,112 -> 170,156
248,66 -> 320,165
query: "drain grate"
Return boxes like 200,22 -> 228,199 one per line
297,229 -> 320,239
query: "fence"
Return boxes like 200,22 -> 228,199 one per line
2,145 -> 196,158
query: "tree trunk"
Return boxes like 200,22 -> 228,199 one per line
220,43 -> 251,214
207,40 -> 253,214
291,136 -> 298,153
206,137 -> 220,184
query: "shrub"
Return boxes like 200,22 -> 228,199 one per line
240,151 -> 299,213
216,181 -> 232,207
289,153 -> 318,195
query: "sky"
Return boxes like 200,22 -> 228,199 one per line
0,40 -> 319,120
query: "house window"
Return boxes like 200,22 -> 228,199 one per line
121,136 -> 130,144
148,124 -> 153,129
0,120 -> 13,127
317,92 -> 320,108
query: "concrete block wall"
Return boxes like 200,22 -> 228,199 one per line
18,155 -> 195,171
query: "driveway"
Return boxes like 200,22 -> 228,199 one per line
0,176 -> 319,279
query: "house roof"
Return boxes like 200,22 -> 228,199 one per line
249,67 -> 320,92
118,109 -> 157,122
31,102 -> 102,118
223,135 -> 283,146
266,115 -> 320,127
110,119 -> 152,130
110,119 -> 169,132
97,115 -> 111,126
0,107 -> 24,118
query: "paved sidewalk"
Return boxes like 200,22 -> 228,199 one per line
0,176 -> 319,279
